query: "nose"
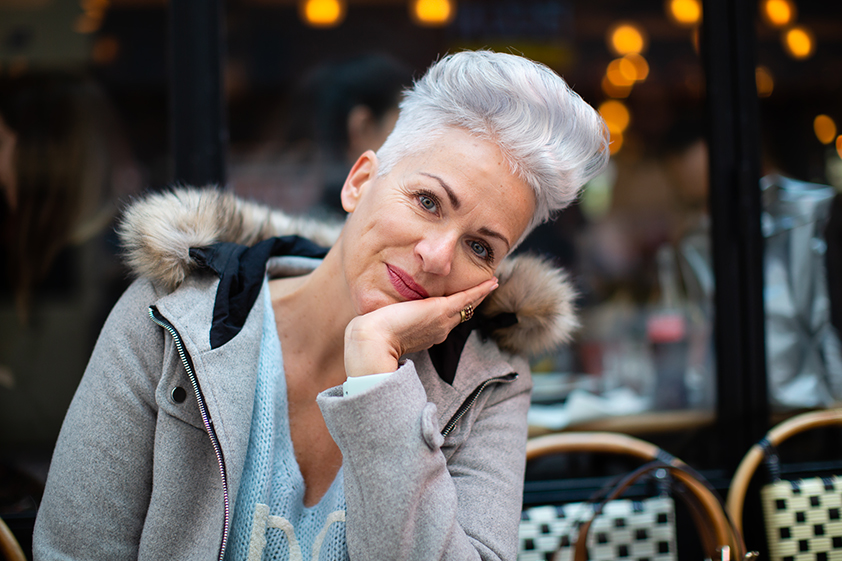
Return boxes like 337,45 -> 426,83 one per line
415,230 -> 457,276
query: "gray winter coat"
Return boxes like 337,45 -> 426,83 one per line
33,188 -> 578,561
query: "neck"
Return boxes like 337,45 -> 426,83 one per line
269,245 -> 354,384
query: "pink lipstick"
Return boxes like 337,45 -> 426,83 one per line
387,265 -> 429,301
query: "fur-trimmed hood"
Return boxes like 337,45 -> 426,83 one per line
118,187 -> 578,358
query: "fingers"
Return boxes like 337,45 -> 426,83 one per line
346,275 -> 501,369
448,276 -> 498,325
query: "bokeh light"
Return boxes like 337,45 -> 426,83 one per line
762,0 -> 796,27
599,100 -> 631,135
411,0 -> 455,26
624,53 -> 650,81
783,25 -> 815,59
300,0 -> 346,27
667,0 -> 702,26
755,66 -> 774,97
606,59 -> 636,88
837,136 -> 842,160
814,115 -> 837,145
608,23 -> 647,56
601,75 -> 633,98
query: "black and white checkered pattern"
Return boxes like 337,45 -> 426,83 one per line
761,475 -> 842,561
519,497 -> 676,561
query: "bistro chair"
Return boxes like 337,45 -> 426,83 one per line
520,432 -> 747,561
0,516 -> 26,561
726,408 -> 842,561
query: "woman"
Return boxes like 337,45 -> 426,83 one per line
33,51 -> 608,561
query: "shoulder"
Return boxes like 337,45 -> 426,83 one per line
100,277 -> 164,343
97,274 -> 217,372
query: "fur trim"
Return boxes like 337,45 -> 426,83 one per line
480,255 -> 578,357
118,187 -> 577,356
118,187 -> 343,291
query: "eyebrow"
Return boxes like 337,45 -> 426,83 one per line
420,172 -> 460,210
479,227 -> 512,251
419,172 -> 512,251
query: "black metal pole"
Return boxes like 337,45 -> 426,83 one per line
168,0 -> 228,187
700,0 -> 769,469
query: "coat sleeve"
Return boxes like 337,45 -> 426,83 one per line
317,359 -> 531,561
33,279 -> 163,561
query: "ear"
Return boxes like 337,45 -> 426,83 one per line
340,150 -> 377,213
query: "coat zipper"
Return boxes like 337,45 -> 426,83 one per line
149,306 -> 231,561
441,373 -> 518,437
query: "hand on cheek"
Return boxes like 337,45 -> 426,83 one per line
344,277 -> 499,378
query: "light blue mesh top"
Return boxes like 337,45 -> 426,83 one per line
224,284 -> 347,561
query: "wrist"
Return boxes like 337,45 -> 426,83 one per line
344,318 -> 400,377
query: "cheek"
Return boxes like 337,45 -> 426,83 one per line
443,261 -> 495,296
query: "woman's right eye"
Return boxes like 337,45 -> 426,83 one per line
418,193 -> 438,213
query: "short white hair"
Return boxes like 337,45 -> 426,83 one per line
376,50 -> 609,241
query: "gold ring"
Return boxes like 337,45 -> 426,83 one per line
459,304 -> 474,324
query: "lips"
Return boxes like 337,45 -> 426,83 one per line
387,264 -> 429,301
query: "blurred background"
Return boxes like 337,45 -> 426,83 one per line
0,0 -> 840,557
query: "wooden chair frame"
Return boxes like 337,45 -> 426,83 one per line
725,408 -> 842,535
527,432 -> 746,559
0,516 -> 26,561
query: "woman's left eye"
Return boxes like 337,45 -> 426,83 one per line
469,240 -> 491,260
418,194 -> 438,213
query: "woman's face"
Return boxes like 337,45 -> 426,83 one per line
338,126 -> 535,315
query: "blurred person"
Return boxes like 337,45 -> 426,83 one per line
0,73 -> 141,461
576,114 -> 708,305
288,52 -> 414,216
660,117 -> 712,308
0,72 -> 139,320
34,51 -> 608,560
230,53 -> 413,216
